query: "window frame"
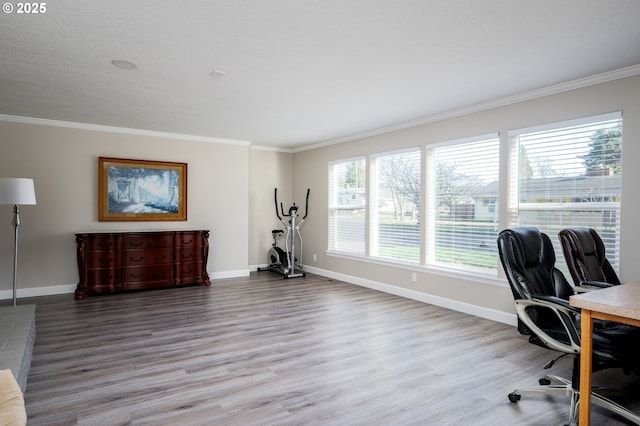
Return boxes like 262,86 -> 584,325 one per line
327,156 -> 367,256
425,133 -> 501,275
507,111 -> 623,274
368,147 -> 422,264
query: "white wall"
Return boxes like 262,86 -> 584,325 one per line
293,74 -> 640,321
0,121 -> 252,297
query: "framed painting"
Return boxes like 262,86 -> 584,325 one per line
98,157 -> 187,221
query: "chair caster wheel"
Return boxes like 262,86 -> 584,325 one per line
508,393 -> 521,403
539,378 -> 551,385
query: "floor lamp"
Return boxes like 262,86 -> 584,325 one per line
0,178 -> 36,306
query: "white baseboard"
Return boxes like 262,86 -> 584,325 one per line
210,269 -> 251,279
0,269 -> 252,301
303,265 -> 517,327
0,284 -> 77,300
249,264 -> 268,271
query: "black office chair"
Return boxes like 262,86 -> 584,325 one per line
559,227 -> 621,290
497,227 -> 640,424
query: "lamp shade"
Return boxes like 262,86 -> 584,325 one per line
0,178 -> 37,205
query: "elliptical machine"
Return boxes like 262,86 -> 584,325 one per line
258,188 -> 310,279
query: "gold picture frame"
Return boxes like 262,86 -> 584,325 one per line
98,157 -> 187,221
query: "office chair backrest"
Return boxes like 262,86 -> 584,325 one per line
498,227 -> 574,337
498,227 -> 573,302
558,227 -> 621,286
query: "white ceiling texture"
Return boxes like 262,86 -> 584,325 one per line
1,1 -> 640,150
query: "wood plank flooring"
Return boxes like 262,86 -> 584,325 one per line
20,273 -> 640,425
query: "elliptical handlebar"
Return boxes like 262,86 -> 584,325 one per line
302,188 -> 310,220
273,188 -> 310,221
274,188 -> 283,221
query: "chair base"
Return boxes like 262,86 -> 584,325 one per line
509,374 -> 640,425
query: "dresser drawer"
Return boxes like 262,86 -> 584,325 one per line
85,268 -> 123,288
81,234 -> 123,251
124,248 -> 171,266
85,251 -> 123,269
173,231 -> 203,248
124,234 -> 172,250
174,247 -> 204,263
123,265 -> 172,285
174,261 -> 204,284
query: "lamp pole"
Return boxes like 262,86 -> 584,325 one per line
11,205 -> 21,306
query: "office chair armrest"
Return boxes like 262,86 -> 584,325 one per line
514,298 -> 581,354
530,294 -> 579,312
572,280 -> 613,293
579,280 -> 614,290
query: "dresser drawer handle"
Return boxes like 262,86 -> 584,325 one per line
181,239 -> 193,244
129,256 -> 144,262
129,241 -> 144,247
129,273 -> 143,279
97,242 -> 113,248
181,253 -> 193,259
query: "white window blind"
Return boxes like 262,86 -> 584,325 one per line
426,134 -> 500,272
508,112 -> 622,272
328,158 -> 366,255
370,148 -> 421,263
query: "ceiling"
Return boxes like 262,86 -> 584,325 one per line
2,1 -> 640,150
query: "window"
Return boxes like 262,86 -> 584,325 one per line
328,158 -> 366,255
426,134 -> 500,272
508,112 -> 622,272
325,112 -> 622,283
370,148 -> 421,263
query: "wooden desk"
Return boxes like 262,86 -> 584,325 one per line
569,283 -> 640,425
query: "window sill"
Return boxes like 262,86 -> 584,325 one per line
325,250 -> 506,288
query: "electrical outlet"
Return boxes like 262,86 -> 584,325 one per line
313,254 -> 317,261
411,272 -> 417,282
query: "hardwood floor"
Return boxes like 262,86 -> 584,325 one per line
21,273 -> 640,425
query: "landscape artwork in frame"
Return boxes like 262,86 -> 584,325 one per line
98,157 -> 187,221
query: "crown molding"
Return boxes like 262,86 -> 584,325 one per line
0,114 -> 252,147
249,144 -> 293,153
294,64 -> 640,153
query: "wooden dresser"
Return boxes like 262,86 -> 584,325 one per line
75,230 -> 210,299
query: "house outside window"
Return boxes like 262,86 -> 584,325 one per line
328,158 -> 366,255
369,148 -> 421,263
426,134 -> 500,273
508,112 -> 623,273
